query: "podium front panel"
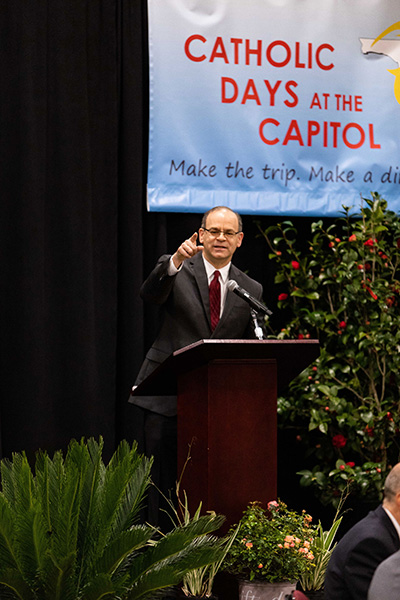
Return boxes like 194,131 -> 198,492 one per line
177,358 -> 277,528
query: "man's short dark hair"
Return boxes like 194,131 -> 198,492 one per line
201,206 -> 243,232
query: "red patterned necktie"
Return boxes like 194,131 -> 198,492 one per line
209,270 -> 221,331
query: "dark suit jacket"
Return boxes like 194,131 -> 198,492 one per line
368,548 -> 400,600
129,252 -> 263,415
324,505 -> 400,600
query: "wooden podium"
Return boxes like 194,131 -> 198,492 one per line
134,339 -> 319,528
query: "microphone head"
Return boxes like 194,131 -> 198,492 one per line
227,279 -> 239,292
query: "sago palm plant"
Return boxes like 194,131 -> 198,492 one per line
0,437 -> 225,600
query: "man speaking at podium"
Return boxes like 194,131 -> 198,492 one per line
129,206 -> 264,523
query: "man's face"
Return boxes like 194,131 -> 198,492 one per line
199,208 -> 244,268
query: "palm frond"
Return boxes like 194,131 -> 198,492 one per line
42,551 -> 77,600
14,505 -> 49,583
94,442 -> 152,555
75,438 -> 105,588
0,568 -> 36,600
95,526 -> 154,576
127,538 -> 224,600
79,573 -> 118,600
0,495 -> 20,573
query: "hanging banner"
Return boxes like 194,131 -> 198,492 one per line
147,0 -> 400,215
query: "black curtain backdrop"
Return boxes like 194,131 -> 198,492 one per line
0,0 -> 318,502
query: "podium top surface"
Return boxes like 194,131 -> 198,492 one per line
133,338 -> 319,396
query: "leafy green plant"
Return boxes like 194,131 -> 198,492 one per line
259,193 -> 400,507
298,510 -> 343,592
223,500 -> 316,583
0,437 -> 227,600
159,451 -> 238,598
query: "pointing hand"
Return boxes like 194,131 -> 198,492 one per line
172,232 -> 204,268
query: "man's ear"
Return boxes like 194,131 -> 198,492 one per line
198,228 -> 205,244
236,231 -> 244,248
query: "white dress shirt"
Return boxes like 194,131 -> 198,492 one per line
168,255 -> 231,317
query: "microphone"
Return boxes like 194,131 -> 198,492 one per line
227,280 -> 272,316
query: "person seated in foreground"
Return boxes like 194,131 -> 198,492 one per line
324,463 -> 400,600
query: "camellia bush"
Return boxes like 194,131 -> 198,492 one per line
259,194 -> 400,507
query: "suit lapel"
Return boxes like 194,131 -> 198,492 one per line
190,254 -> 212,331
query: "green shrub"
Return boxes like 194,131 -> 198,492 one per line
0,437 -> 224,599
259,194 -> 400,507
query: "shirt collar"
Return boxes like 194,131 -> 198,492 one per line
383,506 -> 400,540
202,256 -> 231,283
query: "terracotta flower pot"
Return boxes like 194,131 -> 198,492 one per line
239,579 -> 296,600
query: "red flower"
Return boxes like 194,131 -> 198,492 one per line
332,434 -> 347,448
278,293 -> 288,301
346,461 -> 355,468
357,264 -> 364,270
349,234 -> 357,242
298,333 -> 304,339
291,260 -> 300,270
364,238 -> 375,247
366,286 -> 378,300
339,321 -> 347,329
339,464 -> 345,470
365,426 -> 374,437
329,241 -> 335,248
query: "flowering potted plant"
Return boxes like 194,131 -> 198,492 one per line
297,511 -> 343,599
223,500 -> 316,600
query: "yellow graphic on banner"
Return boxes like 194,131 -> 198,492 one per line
372,21 -> 400,105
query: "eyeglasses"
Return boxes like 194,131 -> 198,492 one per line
202,227 -> 241,238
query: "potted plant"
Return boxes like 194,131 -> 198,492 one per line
160,457 -> 239,599
0,437 -> 227,600
297,512 -> 343,599
223,500 -> 316,600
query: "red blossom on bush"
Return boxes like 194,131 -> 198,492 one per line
366,286 -> 378,300
364,238 -> 375,247
365,426 -> 374,437
278,293 -> 288,301
298,333 -> 304,339
339,321 -> 347,329
349,234 -> 357,242
332,434 -> 347,448
329,241 -> 335,248
346,461 -> 355,468
291,260 -> 300,270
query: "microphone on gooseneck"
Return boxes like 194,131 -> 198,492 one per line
227,279 -> 273,316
